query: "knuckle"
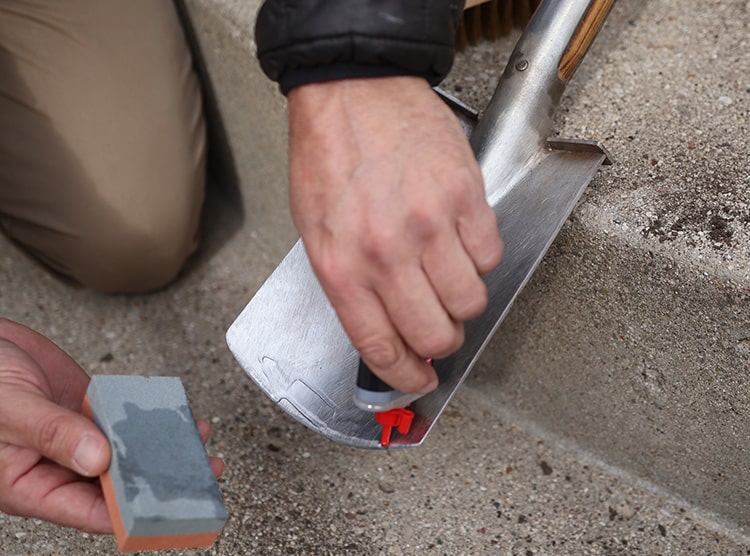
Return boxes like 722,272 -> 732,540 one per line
313,253 -> 347,289
448,166 -> 483,201
406,202 -> 441,240
35,413 -> 69,458
454,288 -> 488,321
360,230 -> 399,268
308,245 -> 358,294
416,325 -> 464,358
357,338 -> 402,370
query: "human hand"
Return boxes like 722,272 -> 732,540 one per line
0,319 -> 223,532
287,76 -> 503,394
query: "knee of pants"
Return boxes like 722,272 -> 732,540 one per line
65,201 -> 203,294
3,179 -> 205,294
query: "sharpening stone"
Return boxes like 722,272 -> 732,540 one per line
82,375 -> 227,552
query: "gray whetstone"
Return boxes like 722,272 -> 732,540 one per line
86,375 -> 227,537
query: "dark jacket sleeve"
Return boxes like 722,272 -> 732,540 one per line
255,0 -> 465,94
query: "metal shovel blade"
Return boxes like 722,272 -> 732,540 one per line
226,137 -> 609,449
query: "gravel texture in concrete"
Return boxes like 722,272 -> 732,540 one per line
1,226 -> 749,554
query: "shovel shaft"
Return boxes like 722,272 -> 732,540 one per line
472,0 -> 614,202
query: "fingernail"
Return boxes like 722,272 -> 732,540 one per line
418,378 -> 439,395
73,433 -> 107,476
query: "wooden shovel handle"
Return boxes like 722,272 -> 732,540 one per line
464,0 -> 492,8
558,0 -> 615,80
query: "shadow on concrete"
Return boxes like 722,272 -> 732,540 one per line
175,0 -> 245,270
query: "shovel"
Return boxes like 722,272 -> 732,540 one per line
226,0 -> 614,449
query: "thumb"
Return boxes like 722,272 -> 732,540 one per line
3,391 -> 110,477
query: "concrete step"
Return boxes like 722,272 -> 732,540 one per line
442,0 -> 750,533
179,0 -> 750,535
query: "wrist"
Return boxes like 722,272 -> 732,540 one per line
279,63 -> 430,96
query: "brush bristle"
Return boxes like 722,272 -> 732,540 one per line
457,0 -> 541,49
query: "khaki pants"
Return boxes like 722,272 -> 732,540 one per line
0,0 -> 206,293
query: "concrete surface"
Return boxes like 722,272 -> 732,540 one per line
443,0 -> 750,532
1,0 -> 750,554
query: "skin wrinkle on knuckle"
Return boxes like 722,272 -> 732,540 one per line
34,413 -> 70,459
358,340 -> 402,370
